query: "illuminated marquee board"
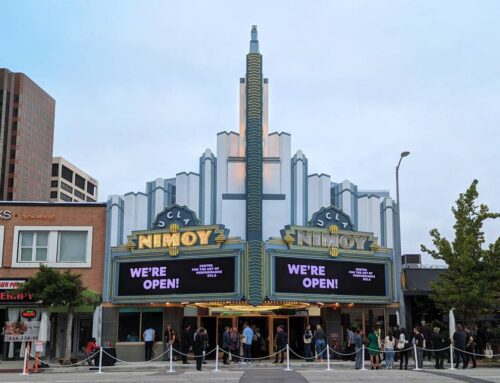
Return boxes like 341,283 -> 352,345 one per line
117,257 -> 236,296
274,257 -> 387,297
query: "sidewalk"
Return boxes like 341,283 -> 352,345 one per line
2,358 -> 489,374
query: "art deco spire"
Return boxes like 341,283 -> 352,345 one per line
249,25 -> 260,54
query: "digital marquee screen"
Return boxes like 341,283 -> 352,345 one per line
117,257 -> 236,296
274,257 -> 386,296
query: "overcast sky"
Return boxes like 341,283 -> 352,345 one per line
2,0 -> 499,264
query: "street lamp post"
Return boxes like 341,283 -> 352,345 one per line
395,151 -> 410,329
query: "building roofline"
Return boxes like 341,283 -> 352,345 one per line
0,201 -> 106,207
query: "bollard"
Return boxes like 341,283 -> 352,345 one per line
213,345 -> 220,372
284,345 -> 292,371
449,344 -> 455,370
21,344 -> 29,375
97,346 -> 103,374
325,346 -> 332,371
168,345 -> 175,373
361,345 -> 367,370
413,343 -> 420,371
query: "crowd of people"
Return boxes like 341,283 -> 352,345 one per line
88,320 -> 496,371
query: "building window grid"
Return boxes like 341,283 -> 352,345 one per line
15,228 -> 91,266
19,231 -> 48,262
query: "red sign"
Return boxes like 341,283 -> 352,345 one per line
0,279 -> 34,303
21,309 -> 37,319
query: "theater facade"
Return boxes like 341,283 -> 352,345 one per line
102,26 -> 403,360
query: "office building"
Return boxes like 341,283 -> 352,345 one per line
0,69 -> 55,201
50,157 -> 98,202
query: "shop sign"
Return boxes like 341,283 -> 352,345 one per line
0,279 -> 34,303
274,257 -> 387,297
21,309 -> 37,319
4,321 -> 40,342
127,205 -> 229,256
0,209 -> 12,220
117,257 -> 236,296
281,206 -> 379,256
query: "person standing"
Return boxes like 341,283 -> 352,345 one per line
143,326 -> 156,361
222,326 -> 231,365
164,324 -> 174,361
453,324 -> 467,369
347,327 -> 356,361
421,321 -> 432,361
303,325 -> 313,361
314,324 -> 326,362
367,327 -> 380,370
181,324 -> 192,364
229,327 -> 240,363
384,331 -> 395,369
465,327 -> 477,368
353,328 -> 363,369
413,327 -> 425,369
430,327 -> 445,369
193,327 -> 207,371
398,328 -> 410,370
242,322 -> 254,364
273,325 -> 288,364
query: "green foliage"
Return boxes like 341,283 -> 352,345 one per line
16,265 -> 89,308
421,180 -> 500,324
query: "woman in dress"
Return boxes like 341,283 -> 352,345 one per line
368,327 -> 380,369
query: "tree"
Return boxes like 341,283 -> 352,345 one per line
17,266 -> 97,364
421,180 -> 500,325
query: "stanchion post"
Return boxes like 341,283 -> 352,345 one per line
325,346 -> 332,371
413,344 -> 420,371
213,345 -> 220,372
284,345 -> 292,371
34,351 -> 39,373
97,346 -> 103,374
168,345 -> 175,373
361,345 -> 367,370
449,344 -> 455,370
21,344 -> 29,375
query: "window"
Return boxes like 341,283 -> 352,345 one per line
60,192 -> 72,202
51,180 -> 58,187
12,227 -> 92,268
117,308 -> 163,342
61,165 -> 73,182
118,309 -> 141,342
87,182 -> 96,196
74,190 -> 85,200
86,196 -> 96,202
75,174 -> 85,190
58,232 -> 87,262
18,231 -> 48,262
8,178 -> 13,187
51,164 -> 59,176
61,182 -> 73,193
50,191 -> 57,198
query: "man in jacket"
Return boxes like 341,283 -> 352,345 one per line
181,324 -> 192,364
193,327 -> 207,371
430,327 -> 445,369
222,326 -> 231,365
273,325 -> 288,364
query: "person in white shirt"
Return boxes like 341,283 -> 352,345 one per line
143,326 -> 156,360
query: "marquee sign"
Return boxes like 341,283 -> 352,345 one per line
126,205 -> 228,256
310,206 -> 353,230
274,257 -> 387,297
117,257 -> 236,296
280,205 -> 380,257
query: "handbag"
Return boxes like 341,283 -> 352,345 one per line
485,343 -> 493,359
